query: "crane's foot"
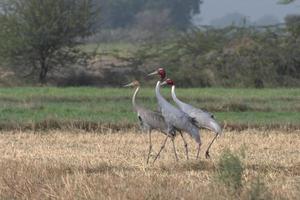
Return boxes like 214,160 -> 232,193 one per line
205,151 -> 211,159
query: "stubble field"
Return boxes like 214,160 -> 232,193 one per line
0,129 -> 299,199
0,87 -> 298,199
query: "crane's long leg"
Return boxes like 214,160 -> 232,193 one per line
205,134 -> 218,159
179,131 -> 189,160
152,135 -> 169,164
171,137 -> 179,162
196,142 -> 202,159
146,130 -> 152,164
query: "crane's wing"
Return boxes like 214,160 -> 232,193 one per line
185,106 -> 222,135
136,106 -> 168,133
171,89 -> 221,134
189,116 -> 198,126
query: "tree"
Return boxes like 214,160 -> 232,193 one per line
144,0 -> 202,30
278,0 -> 296,4
285,15 -> 300,37
0,0 -> 96,84
94,0 -> 202,30
129,25 -> 300,87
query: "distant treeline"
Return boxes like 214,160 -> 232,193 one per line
0,0 -> 203,85
124,17 -> 300,88
92,0 -> 202,30
0,0 -> 299,87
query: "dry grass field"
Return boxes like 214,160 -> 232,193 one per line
0,129 -> 299,200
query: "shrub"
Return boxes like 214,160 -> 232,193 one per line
217,149 -> 244,192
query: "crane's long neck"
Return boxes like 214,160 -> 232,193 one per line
171,85 -> 180,104
132,86 -> 140,111
171,85 -> 187,111
155,81 -> 167,109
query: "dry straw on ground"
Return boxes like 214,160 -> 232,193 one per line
0,129 -> 299,199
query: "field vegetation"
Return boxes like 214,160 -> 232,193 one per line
0,87 -> 298,131
0,1 -> 299,199
0,129 -> 298,199
2,1 -> 300,87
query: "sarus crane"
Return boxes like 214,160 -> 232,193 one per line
124,80 -> 188,163
147,76 -> 201,163
149,68 -> 222,158
170,81 -> 222,158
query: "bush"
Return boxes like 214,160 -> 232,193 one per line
57,71 -> 100,87
130,26 -> 300,87
217,149 -> 244,192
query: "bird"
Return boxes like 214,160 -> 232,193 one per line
149,68 -> 222,158
124,80 -> 188,163
170,80 -> 222,158
146,75 -> 201,163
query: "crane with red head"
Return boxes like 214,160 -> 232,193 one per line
149,68 -> 222,159
147,72 -> 201,161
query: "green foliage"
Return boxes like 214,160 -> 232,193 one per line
285,15 -> 300,37
0,0 -> 96,83
144,0 -> 202,30
94,0 -> 202,30
278,0 -> 296,4
217,149 -> 244,192
132,25 -> 300,87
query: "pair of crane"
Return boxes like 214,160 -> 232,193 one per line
125,68 -> 222,164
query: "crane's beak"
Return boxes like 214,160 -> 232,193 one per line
123,82 -> 134,87
147,71 -> 158,76
160,81 -> 167,86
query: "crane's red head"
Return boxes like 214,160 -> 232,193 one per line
147,67 -> 166,80
161,78 -> 175,87
158,68 -> 166,79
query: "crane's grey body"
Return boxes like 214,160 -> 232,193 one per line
132,86 -> 168,134
171,85 -> 222,158
152,81 -> 200,162
135,105 -> 169,134
130,85 -> 185,163
171,86 -> 221,134
155,82 -> 200,142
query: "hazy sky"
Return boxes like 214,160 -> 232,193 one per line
194,0 -> 300,25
